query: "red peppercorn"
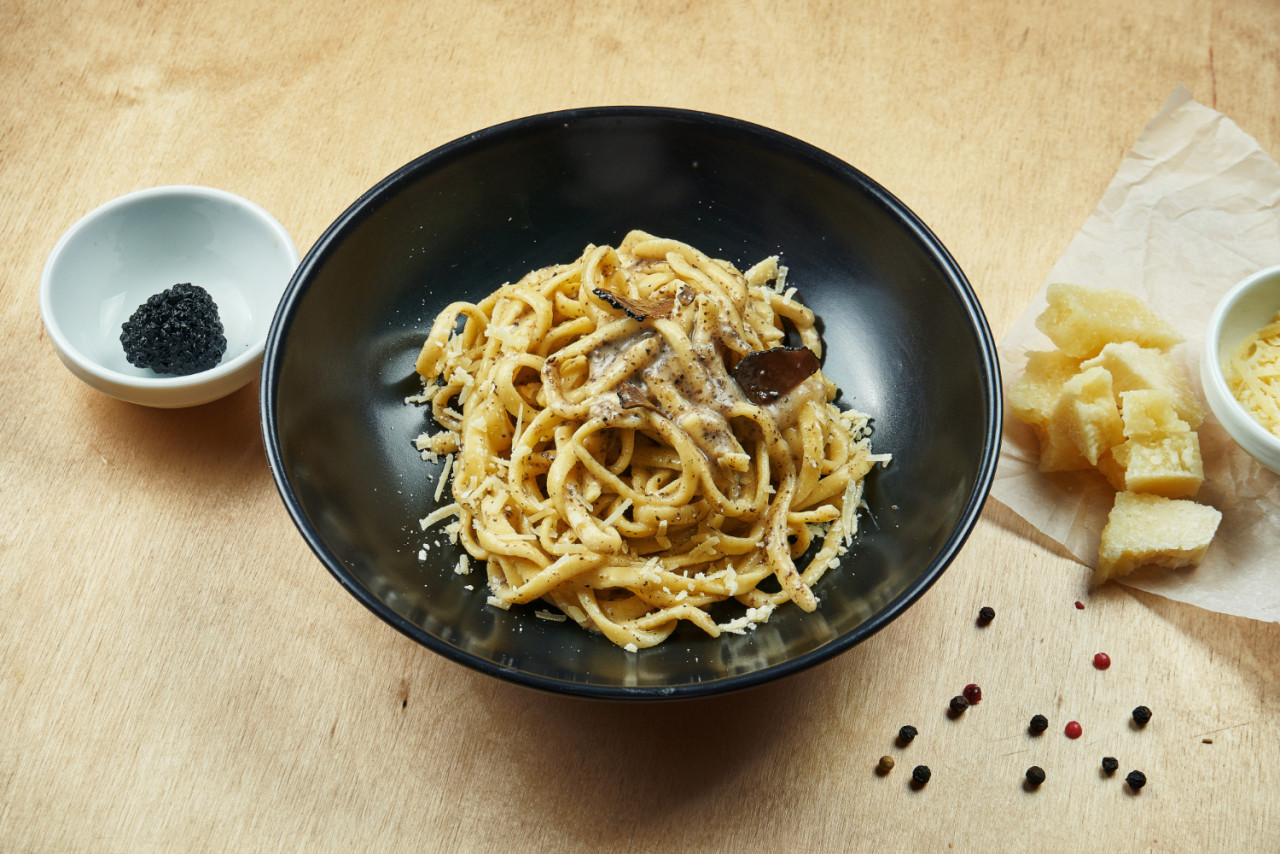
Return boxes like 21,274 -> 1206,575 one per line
1074,600 -> 1085,610
963,683 -> 982,704
1065,721 -> 1083,739
1093,652 -> 1111,670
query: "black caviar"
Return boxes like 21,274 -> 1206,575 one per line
1126,770 -> 1147,791
911,765 -> 931,787
977,605 -> 995,625
120,283 -> 226,376
949,695 -> 970,714
1025,766 -> 1046,787
897,725 -> 918,745
1029,714 -> 1049,734
1102,756 -> 1119,774
1132,705 -> 1152,727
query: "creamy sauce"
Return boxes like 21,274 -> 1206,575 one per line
586,308 -> 823,470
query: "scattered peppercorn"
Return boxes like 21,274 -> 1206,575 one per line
1101,757 -> 1119,775
1029,714 -> 1049,734
949,695 -> 970,714
120,283 -> 227,375
1064,721 -> 1083,739
897,725 -> 918,745
911,765 -> 931,787
977,606 -> 995,625
1132,705 -> 1152,727
1074,600 -> 1085,610
1025,766 -> 1046,787
1125,770 -> 1147,791
1093,652 -> 1111,670
876,756 -> 895,775
962,683 -> 982,705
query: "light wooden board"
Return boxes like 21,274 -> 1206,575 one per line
2,0 -> 1278,849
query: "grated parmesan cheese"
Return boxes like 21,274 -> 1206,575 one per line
420,502 -> 461,530
434,453 -> 455,502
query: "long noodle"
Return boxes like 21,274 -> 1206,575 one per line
409,231 -> 885,649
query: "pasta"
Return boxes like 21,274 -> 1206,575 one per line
409,230 -> 886,649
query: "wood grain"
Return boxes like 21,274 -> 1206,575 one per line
3,0 -> 1278,849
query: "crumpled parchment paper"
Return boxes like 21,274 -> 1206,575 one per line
992,85 -> 1280,623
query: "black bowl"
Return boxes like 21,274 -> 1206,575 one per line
262,107 -> 1000,700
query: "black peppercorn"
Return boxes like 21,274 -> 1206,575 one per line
1028,714 -> 1049,734
1025,766 -> 1046,787
1126,770 -> 1147,791
1132,705 -> 1152,727
977,605 -> 995,625
897,725 -> 918,745
911,765 -> 931,787
949,695 -> 970,714
1101,756 -> 1119,774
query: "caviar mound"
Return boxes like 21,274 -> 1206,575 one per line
120,283 -> 227,376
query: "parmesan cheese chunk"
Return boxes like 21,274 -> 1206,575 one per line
1096,491 -> 1221,584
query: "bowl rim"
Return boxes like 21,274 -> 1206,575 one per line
39,184 -> 300,393
1200,263 -> 1280,467
261,106 -> 1003,700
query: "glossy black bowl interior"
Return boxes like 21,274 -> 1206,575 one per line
262,108 -> 1001,700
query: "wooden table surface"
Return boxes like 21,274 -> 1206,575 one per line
5,1 -> 1279,850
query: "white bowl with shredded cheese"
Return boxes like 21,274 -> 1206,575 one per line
40,186 -> 299,408
1202,263 -> 1280,474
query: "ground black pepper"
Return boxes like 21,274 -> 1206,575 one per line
949,695 -> 970,714
1125,770 -> 1147,791
1025,766 -> 1046,787
897,725 -> 918,745
911,765 -> 931,787
1132,705 -> 1152,727
977,605 -> 995,625
1029,714 -> 1049,734
1101,756 -> 1119,774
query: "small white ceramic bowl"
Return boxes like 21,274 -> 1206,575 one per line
39,185 -> 299,408
1201,263 -> 1280,474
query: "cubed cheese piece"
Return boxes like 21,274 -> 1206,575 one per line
1009,350 -> 1090,471
1082,342 -> 1204,428
1036,284 -> 1184,359
1008,350 -> 1083,425
1118,388 -> 1189,439
1029,422 -> 1092,472
1051,366 -> 1123,465
1111,432 -> 1204,498
1096,491 -> 1221,584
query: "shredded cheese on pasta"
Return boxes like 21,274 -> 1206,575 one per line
409,231 -> 885,648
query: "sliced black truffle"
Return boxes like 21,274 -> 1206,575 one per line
731,346 -> 821,406
120,283 -> 227,376
592,287 -> 675,322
